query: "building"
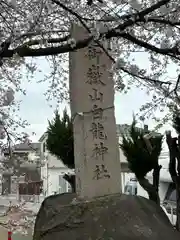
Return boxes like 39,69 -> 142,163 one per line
38,124 -> 152,197
117,124 -> 162,192
1,136 -> 73,199
0,122 -> 158,198
38,125 -> 133,197
39,133 -> 73,196
136,150 -> 177,226
1,142 -> 41,196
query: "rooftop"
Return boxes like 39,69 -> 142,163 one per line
13,142 -> 41,151
3,142 -> 41,154
116,124 -> 161,137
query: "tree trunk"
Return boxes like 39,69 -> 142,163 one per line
176,136 -> 180,231
63,174 -> 75,193
138,177 -> 160,205
153,164 -> 162,202
175,181 -> 180,231
166,131 -> 180,231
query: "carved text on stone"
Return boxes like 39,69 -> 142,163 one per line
93,164 -> 110,180
86,46 -> 102,60
92,104 -> 103,120
89,88 -> 103,102
90,122 -> 107,140
92,142 -> 108,161
86,65 -> 105,86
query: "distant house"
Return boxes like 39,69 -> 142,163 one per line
38,124 -> 153,196
39,133 -> 73,197
0,123 -> 157,198
2,142 -> 41,195
117,124 -> 162,192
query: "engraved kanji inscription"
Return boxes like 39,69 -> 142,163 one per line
86,46 -> 102,60
90,122 -> 107,140
93,164 -> 110,180
86,65 -> 105,86
92,104 -> 103,120
89,88 -> 103,102
92,142 -> 108,161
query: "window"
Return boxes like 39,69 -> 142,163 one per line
59,175 -> 67,193
134,187 -> 137,195
67,183 -> 72,193
124,184 -> 137,196
43,143 -> 46,152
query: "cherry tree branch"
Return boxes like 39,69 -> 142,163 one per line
23,35 -> 70,47
0,0 -> 173,59
108,31 -> 180,58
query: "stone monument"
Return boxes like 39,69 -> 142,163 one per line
33,24 -> 180,240
69,24 -> 121,199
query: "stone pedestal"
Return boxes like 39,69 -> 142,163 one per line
69,25 -> 121,199
33,193 -> 180,240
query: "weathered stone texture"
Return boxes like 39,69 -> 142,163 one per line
69,24 -> 121,198
33,193 -> 180,240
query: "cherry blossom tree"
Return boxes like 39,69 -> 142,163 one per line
0,0 -> 180,120
2,0 -> 180,235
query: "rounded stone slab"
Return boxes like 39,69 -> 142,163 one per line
33,193 -> 180,240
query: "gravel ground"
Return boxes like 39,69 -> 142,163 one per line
0,225 -> 33,240
0,194 -> 44,239
0,197 -> 42,240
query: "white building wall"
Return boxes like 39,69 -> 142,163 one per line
41,163 -> 48,196
137,182 -> 149,199
121,172 -> 135,193
40,131 -> 171,198
40,136 -> 74,197
41,163 -> 72,196
47,154 -> 66,168
137,176 -> 170,203
47,168 -> 66,195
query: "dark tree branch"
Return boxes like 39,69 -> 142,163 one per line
23,35 -> 70,47
106,31 -> 180,59
0,0 -> 175,63
153,164 -> 162,195
63,174 -> 75,193
147,17 -> 180,27
2,36 -> 93,57
87,0 -> 103,6
0,0 -> 177,100
51,0 -> 115,63
120,66 -> 171,86
106,0 -> 170,32
177,135 -> 180,175
166,131 -> 178,185
174,75 -> 180,104
138,177 -> 160,205
166,130 -> 180,231
51,0 -> 90,32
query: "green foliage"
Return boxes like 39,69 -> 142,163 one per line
46,109 -> 74,169
120,119 -> 163,179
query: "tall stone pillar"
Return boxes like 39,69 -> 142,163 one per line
69,25 -> 121,199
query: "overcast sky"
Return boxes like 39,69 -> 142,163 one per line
17,82 -> 151,141
14,54 -> 176,152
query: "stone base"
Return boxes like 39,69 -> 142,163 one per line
33,193 -> 179,240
